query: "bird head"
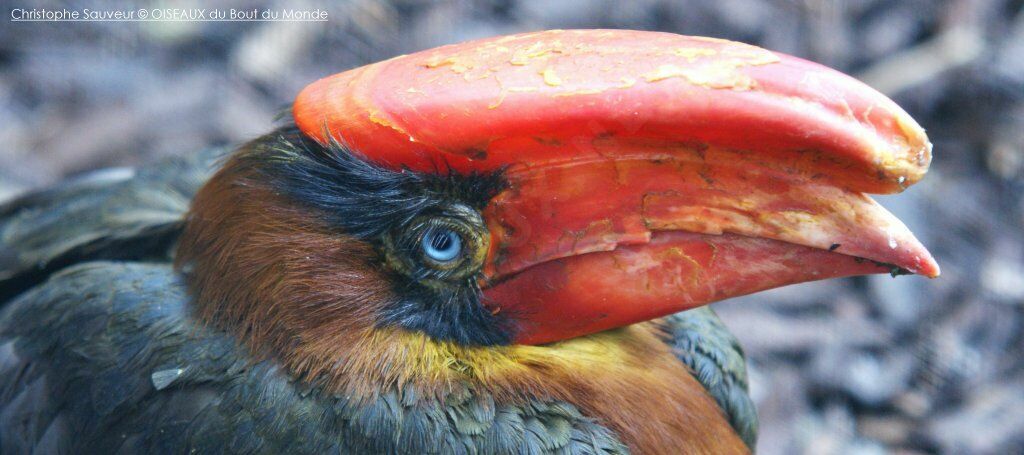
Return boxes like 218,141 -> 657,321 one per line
176,30 -> 937,391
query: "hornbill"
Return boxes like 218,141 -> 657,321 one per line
0,30 -> 938,454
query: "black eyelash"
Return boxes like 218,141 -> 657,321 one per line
239,125 -> 506,241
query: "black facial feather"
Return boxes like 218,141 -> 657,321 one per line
239,125 -> 513,346
251,126 -> 505,238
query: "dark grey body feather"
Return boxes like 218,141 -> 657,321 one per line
662,308 -> 759,448
0,152 -> 756,453
0,150 -> 218,302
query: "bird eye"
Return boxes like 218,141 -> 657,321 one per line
382,204 -> 489,285
421,227 -> 462,263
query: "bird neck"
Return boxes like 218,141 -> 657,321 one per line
316,322 -> 749,454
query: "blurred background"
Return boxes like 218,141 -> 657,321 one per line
2,0 -> 1022,453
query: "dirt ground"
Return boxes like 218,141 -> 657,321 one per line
2,1 -> 1022,453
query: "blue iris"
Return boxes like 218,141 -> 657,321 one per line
422,227 -> 462,262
